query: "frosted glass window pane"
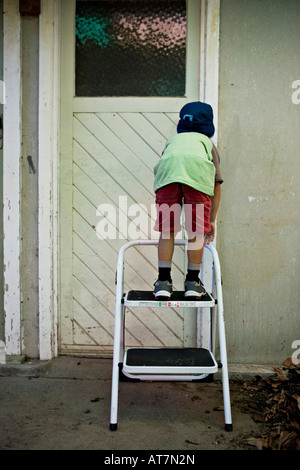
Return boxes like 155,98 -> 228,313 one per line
76,0 -> 186,96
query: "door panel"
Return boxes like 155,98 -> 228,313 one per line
60,0 -> 201,354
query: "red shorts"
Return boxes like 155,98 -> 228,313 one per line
154,183 -> 212,234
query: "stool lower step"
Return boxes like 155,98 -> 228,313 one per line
123,347 -> 218,376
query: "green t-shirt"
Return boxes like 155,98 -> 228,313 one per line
153,133 -> 216,196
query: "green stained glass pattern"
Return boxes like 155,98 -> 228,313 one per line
75,0 -> 186,97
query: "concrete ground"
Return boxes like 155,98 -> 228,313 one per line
0,356 -> 276,451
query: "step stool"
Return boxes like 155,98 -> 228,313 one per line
109,239 -> 232,432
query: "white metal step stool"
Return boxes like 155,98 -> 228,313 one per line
110,239 -> 232,432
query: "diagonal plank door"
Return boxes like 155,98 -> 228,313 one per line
59,0 -> 204,355
60,110 -> 187,355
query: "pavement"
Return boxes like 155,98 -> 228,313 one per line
0,355 -> 277,452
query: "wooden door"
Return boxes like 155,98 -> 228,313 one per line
60,0 -> 202,354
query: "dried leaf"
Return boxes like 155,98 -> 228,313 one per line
244,437 -> 257,447
283,358 -> 295,369
213,405 -> 224,411
283,357 -> 300,370
292,394 -> 300,411
241,358 -> 300,450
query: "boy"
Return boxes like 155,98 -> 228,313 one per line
153,101 -> 223,299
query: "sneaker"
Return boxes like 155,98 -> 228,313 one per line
153,279 -> 172,299
184,279 -> 206,299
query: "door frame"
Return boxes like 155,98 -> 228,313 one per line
38,0 -> 61,360
3,0 -> 61,359
3,0 -> 22,356
59,0 -> 220,355
2,0 -> 220,359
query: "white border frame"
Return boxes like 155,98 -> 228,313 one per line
200,0 -> 220,140
38,0 -> 60,360
198,0 -> 220,348
3,0 -> 22,356
3,0 -> 61,360
61,0 -> 220,357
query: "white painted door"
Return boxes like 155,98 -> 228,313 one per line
60,0 -> 203,355
0,0 -> 3,342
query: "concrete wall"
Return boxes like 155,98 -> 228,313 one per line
21,15 -> 39,357
218,0 -> 300,364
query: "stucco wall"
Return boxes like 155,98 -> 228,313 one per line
21,15 -> 39,357
218,0 -> 300,364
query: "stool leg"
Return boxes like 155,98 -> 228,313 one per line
218,296 -> 232,430
217,292 -> 232,430
110,299 -> 124,430
110,335 -> 120,431
209,244 -> 233,431
221,357 -> 233,431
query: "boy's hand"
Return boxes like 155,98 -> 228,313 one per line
205,221 -> 216,244
206,182 -> 221,244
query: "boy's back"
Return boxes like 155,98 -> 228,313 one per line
154,132 -> 215,196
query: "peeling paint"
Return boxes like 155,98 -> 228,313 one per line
0,341 -> 6,364
3,0 -> 22,357
248,195 -> 269,203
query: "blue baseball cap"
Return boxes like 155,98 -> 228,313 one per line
177,101 -> 215,137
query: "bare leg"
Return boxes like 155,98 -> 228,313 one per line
184,234 -> 206,297
188,247 -> 203,265
187,233 -> 204,265
158,232 -> 175,262
154,233 -> 175,297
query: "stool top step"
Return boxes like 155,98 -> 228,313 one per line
124,290 -> 215,307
